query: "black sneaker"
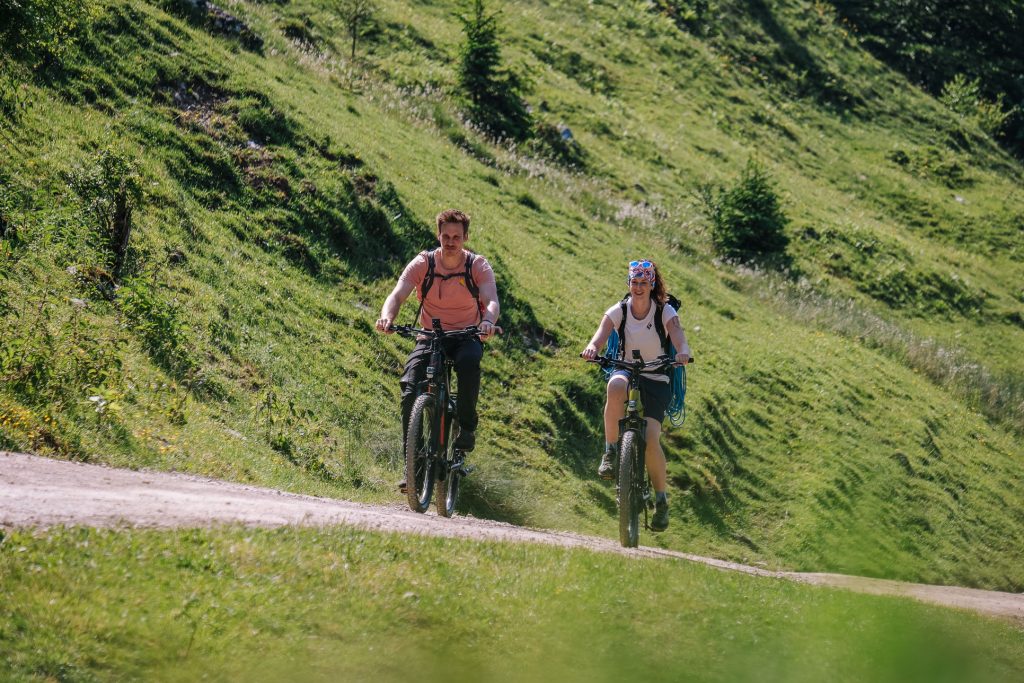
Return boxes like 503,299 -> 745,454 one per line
598,448 -> 616,480
398,479 -> 407,494
452,429 -> 476,452
651,499 -> 669,532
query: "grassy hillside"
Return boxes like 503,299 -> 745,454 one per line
2,0 -> 1023,591
3,526 -> 1024,682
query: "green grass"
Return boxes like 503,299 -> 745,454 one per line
1,0 -> 1023,597
2,526 -> 1023,682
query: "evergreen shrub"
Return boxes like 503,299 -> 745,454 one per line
700,158 -> 789,262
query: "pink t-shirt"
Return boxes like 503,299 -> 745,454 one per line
398,249 -> 495,330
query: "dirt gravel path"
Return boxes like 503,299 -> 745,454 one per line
3,451 -> 1022,623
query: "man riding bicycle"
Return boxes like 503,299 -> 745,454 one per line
375,209 -> 501,487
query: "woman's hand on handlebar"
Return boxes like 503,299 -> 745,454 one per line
674,351 -> 690,366
581,343 -> 599,360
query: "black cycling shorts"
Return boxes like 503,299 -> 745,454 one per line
610,370 -> 671,422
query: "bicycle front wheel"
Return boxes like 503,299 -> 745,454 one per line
618,430 -> 642,548
405,393 -> 437,513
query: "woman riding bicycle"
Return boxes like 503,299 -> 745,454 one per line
581,259 -> 690,532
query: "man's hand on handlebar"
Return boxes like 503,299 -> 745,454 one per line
478,320 -> 502,341
581,343 -> 599,360
375,317 -> 395,334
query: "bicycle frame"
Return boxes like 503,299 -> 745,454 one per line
586,351 -> 681,545
423,341 -> 455,457
621,371 -> 648,450
416,320 -> 471,464
392,319 -> 479,514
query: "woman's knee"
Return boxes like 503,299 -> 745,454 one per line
645,418 -> 662,442
607,377 -> 627,399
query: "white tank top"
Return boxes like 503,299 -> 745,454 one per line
604,299 -> 678,383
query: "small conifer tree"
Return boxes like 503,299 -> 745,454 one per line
701,158 -> 789,262
457,0 -> 531,141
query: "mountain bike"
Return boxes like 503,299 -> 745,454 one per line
391,319 -> 483,517
585,351 -> 689,548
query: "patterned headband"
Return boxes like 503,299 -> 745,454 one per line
627,259 -> 656,285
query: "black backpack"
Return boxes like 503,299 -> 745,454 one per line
413,249 -> 482,324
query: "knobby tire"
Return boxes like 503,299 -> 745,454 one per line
618,430 -> 642,548
435,416 -> 461,517
405,394 -> 436,513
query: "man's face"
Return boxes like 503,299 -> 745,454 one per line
438,222 -> 467,254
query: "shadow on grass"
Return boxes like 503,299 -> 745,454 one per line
458,466 -> 535,528
545,375 -> 605,478
745,0 -> 862,112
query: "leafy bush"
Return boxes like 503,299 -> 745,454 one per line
0,284 -> 124,434
118,278 -> 196,376
651,0 -> 713,34
0,0 -> 98,66
335,0 -> 377,59
700,158 -> 789,261
940,74 -> 1014,139
833,1 -> 1024,156
66,149 -> 143,279
889,145 -> 972,188
0,68 -> 32,124
525,120 -> 587,169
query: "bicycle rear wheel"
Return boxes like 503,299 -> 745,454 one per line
405,394 -> 437,513
618,430 -> 642,548
435,419 -> 461,518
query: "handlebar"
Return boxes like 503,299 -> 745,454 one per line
389,323 -> 500,340
581,353 -> 694,373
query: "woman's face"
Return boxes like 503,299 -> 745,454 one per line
629,278 -> 652,298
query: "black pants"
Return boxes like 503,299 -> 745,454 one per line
400,337 -> 483,443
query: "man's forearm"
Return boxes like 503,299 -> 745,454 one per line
381,293 -> 402,322
482,300 -> 500,324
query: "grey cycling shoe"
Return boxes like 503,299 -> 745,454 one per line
598,448 -> 616,480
